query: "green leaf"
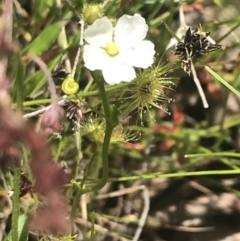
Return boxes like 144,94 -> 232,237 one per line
4,214 -> 28,241
205,65 -> 240,98
163,22 -> 181,42
23,21 -> 63,55
10,53 -> 26,109
18,214 -> 28,241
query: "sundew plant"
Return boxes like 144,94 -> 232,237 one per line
1,0 -> 240,240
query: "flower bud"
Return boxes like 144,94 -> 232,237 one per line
41,104 -> 65,135
61,77 -> 79,95
83,4 -> 104,25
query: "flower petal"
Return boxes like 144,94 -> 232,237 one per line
102,57 -> 136,85
123,40 -> 155,68
114,14 -> 148,49
83,17 -> 113,47
83,45 -> 109,70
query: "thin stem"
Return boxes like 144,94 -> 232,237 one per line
79,75 -> 115,195
74,129 -> 82,179
75,218 -> 132,241
132,187 -> 149,241
165,2 -> 188,50
205,64 -> 240,98
95,75 -> 111,118
56,0 -> 72,73
23,99 -> 66,118
70,152 -> 97,220
179,3 -> 187,28
185,152 -> 240,159
71,75 -> 116,220
107,169 -> 240,183
12,167 -> 21,241
64,0 -> 80,18
191,60 -> 209,108
22,81 -> 130,107
22,55 -> 58,105
83,78 -> 94,93
79,113 -> 114,195
73,168 -> 240,185
71,18 -> 84,78
0,170 -> 12,241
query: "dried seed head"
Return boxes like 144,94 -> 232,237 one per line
175,26 -> 222,75
61,100 -> 83,131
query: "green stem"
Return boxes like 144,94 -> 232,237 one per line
79,74 -> 115,194
12,167 -> 20,241
15,54 -> 24,111
22,82 -> 130,107
185,152 -> 240,159
205,65 -> 240,98
71,73 -> 116,219
95,73 -> 111,117
70,152 -> 97,220
74,130 -> 82,179
72,168 -> 240,185
83,77 -> 94,93
107,169 -> 240,182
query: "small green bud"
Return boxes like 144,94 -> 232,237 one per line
62,77 -> 79,95
83,4 -> 104,25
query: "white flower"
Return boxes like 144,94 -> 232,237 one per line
83,14 -> 155,85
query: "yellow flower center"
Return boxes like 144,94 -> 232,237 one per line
105,42 -> 119,57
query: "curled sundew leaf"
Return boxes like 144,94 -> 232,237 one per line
61,77 -> 79,95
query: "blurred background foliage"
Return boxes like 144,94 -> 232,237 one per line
2,0 -> 240,240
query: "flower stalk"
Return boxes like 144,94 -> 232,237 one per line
82,71 -> 116,192
71,72 -> 117,219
